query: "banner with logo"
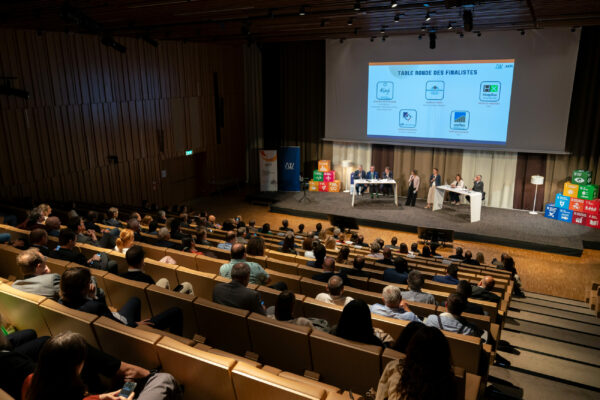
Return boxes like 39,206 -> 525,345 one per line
278,146 -> 301,192
259,150 -> 278,191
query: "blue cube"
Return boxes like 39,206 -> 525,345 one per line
555,193 -> 570,209
544,204 -> 559,220
557,208 -> 573,223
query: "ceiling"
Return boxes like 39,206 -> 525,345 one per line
1,1 -> 599,43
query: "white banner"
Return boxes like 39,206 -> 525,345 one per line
259,150 -> 278,191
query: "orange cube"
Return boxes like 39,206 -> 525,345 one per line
318,160 -> 331,172
328,180 -> 341,192
308,180 -> 319,192
563,182 -> 579,198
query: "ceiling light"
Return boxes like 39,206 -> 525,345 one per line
391,0 -> 398,8
394,14 -> 400,23
354,1 -> 361,11
299,6 -> 306,16
425,12 -> 431,22
348,18 -> 353,26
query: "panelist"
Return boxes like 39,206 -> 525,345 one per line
467,174 -> 485,203
353,165 -> 367,195
449,174 -> 465,205
366,165 -> 379,198
425,168 -> 441,209
380,166 -> 393,196
405,169 -> 420,207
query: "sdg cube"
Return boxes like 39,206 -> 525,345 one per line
544,204 -> 559,220
578,184 -> 599,200
328,180 -> 341,192
318,160 -> 331,172
557,208 -> 573,223
323,171 -> 335,182
572,170 -> 592,185
555,193 -> 570,209
568,198 -> 585,212
563,182 -> 579,197
571,211 -> 588,226
308,180 -> 319,192
318,182 -> 329,192
313,170 -> 324,182
584,199 -> 600,215
586,214 -> 599,229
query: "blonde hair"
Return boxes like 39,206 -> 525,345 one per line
318,230 -> 328,241
116,229 -> 135,250
37,203 -> 51,216
142,215 -> 153,225
325,236 -> 337,250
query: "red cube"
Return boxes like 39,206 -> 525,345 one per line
583,199 -> 599,215
571,211 -> 587,226
586,214 -> 600,229
318,181 -> 329,192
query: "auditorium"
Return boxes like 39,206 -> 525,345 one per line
1,1 -> 599,399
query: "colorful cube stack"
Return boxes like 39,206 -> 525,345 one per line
308,160 -> 340,192
544,170 -> 599,229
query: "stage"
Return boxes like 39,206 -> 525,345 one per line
268,192 -> 600,256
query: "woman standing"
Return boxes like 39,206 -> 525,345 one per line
425,168 -> 441,209
449,174 -> 465,205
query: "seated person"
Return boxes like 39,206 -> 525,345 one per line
456,280 -> 485,315
44,216 -> 61,237
84,211 -> 101,233
424,293 -> 480,337
386,237 -> 399,250
246,236 -> 265,257
219,243 -> 271,286
420,245 -> 432,258
141,215 -> 153,231
370,285 -> 421,322
354,235 -> 369,248
29,228 -> 50,256
217,231 -> 236,251
23,211 -> 46,231
324,236 -> 337,250
302,237 -> 315,258
379,247 -> 394,265
399,243 -> 409,254
433,264 -> 460,285
332,299 -> 383,347
114,228 -> 135,254
196,228 -> 210,246
409,242 -> 420,255
147,220 -> 159,235
259,223 -> 271,234
13,248 -> 60,299
462,250 -> 480,265
60,267 -> 183,335
335,245 -> 350,265
169,217 -> 190,241
296,224 -> 306,236
366,242 -> 384,260
122,245 -> 193,295
236,227 -> 248,244
379,166 -> 394,195
315,275 -> 354,306
213,263 -> 266,315
157,210 -> 167,225
103,206 -> 121,227
471,276 -> 501,303
267,290 -> 316,328
353,165 -> 367,195
366,165 -> 379,198
279,219 -> 293,231
311,257 -> 348,286
383,257 -> 409,284
346,256 -> 369,278
449,247 -> 464,260
154,227 -> 180,249
50,230 -> 118,274
401,271 -> 436,305
126,217 -> 145,243
280,231 -> 297,254
182,236 -> 203,255
67,216 -> 99,247
307,243 -> 326,269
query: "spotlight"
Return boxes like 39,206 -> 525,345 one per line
391,0 -> 398,8
448,22 -> 453,30
347,18 -> 353,26
463,9 -> 473,32
429,32 -> 436,49
354,1 -> 361,11
425,12 -> 431,22
394,14 -> 400,23
380,26 -> 386,34
299,6 -> 306,16
520,29 -> 525,35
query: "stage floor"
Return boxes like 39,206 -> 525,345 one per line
270,192 -> 600,256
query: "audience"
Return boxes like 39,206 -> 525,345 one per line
217,231 -> 236,251
316,275 -> 354,306
383,257 -> 409,284
44,216 -> 61,237
421,245 -> 432,258
370,286 -> 421,322
114,228 -> 135,254
401,271 -> 436,304
246,236 -> 265,257
379,247 -> 394,265
302,237 -> 315,258
259,223 -> 271,234
333,300 -> 383,347
103,207 -> 120,227
347,256 -> 369,277
50,230 -> 118,274
29,228 -> 50,256
476,252 -> 485,264
154,227 -> 180,249
471,276 -> 501,303
311,256 -> 348,285
213,262 -> 266,315
281,231 -> 297,254
126,217 -> 145,243
387,237 -> 399,250
390,321 -> 425,354
424,293 -> 479,336
335,245 -> 350,264
456,280 -> 485,315
279,219 -> 293,231
219,243 -> 272,286
367,242 -> 384,260
325,236 -> 337,250
307,243 -> 326,269
181,237 -> 203,255
449,247 -> 464,260
13,248 -> 60,299
433,264 -> 460,285
463,250 -> 480,265
409,242 -> 420,256
399,243 -> 409,254
267,290 -> 314,328
296,223 -> 305,236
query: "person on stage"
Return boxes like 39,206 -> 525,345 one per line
467,174 -> 485,203
380,166 -> 393,196
353,165 -> 367,195
449,174 -> 465,205
366,165 -> 379,198
405,169 -> 420,207
425,168 -> 441,209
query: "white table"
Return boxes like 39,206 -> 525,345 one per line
433,185 -> 482,222
352,179 -> 398,207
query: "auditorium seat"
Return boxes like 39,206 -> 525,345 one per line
45,257 -> 70,276
137,242 -> 167,261
367,278 -> 406,294
265,269 -> 302,292
299,278 -> 328,298
371,313 -> 410,341
302,297 -> 343,326
0,224 -> 29,242
443,330 -> 487,375
309,329 -> 382,394
0,244 -> 24,279
256,286 -> 305,318
103,273 -> 152,320
403,301 -> 437,320
278,372 -> 342,396
195,254 -> 225,274
175,266 -> 217,300
193,297 -> 252,356
343,287 -> 382,305
0,282 -> 50,336
135,323 -> 195,346
231,361 -> 327,400
344,275 -> 368,290
247,312 -> 313,375
145,284 -> 198,338
143,257 -> 180,289
107,250 -> 129,274
267,250 -> 298,264
247,254 -> 267,267
155,336 -> 238,400
266,258 -> 299,275
39,299 -> 100,348
203,347 -> 262,368
92,316 -> 162,370
165,248 -> 197,269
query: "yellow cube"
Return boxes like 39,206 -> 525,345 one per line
318,160 -> 331,172
328,180 -> 341,192
308,180 -> 319,191
563,182 -> 579,198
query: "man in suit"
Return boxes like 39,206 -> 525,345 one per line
383,257 -> 409,284
463,250 -> 480,266
471,276 -> 501,303
405,169 -> 420,207
380,166 -> 394,196
353,165 -> 367,195
366,165 -> 379,198
154,227 -> 180,250
456,280 -> 485,315
449,247 -> 465,261
29,228 -> 50,256
467,174 -> 485,203
433,264 -> 460,285
213,262 -> 266,315
12,248 -> 60,299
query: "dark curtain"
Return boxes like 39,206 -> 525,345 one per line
261,41 -> 326,177
371,145 -> 395,175
513,153 -> 546,211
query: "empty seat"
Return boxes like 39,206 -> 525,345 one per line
247,312 -> 313,375
0,282 -> 50,336
103,273 -> 152,320
266,258 -> 299,275
196,254 -> 225,274
175,266 -> 217,300
92,316 -> 161,369
137,242 -> 167,261
143,257 -> 180,289
145,284 -> 198,338
39,299 -> 99,348
155,336 -> 238,400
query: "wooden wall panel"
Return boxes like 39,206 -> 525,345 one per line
0,28 -> 246,207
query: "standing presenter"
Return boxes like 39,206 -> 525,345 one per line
425,168 -> 441,209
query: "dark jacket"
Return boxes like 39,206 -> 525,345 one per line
103,218 -> 121,227
383,269 -> 408,284
212,281 -> 266,315
312,271 -> 349,286
30,244 -> 49,256
121,270 -> 155,285
429,174 -> 441,187
471,285 -> 501,303
433,275 -> 460,285
154,240 -> 181,250
50,247 -> 88,266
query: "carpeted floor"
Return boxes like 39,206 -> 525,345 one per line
270,192 -> 600,256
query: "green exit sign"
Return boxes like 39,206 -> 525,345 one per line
185,150 -> 193,156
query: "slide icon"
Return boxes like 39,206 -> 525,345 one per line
376,81 -> 394,100
480,81 -> 501,102
450,111 -> 470,130
399,109 -> 417,128
425,81 -> 445,100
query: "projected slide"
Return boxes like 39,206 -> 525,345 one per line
367,60 -> 515,144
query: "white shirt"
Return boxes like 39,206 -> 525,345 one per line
316,293 -> 354,306
114,246 -> 130,254
451,179 -> 465,188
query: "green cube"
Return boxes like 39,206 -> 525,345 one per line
572,170 -> 592,185
578,184 -> 599,200
313,170 -> 323,182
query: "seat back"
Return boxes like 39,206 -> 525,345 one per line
404,301 -> 437,320
39,299 -> 99,348
256,286 -> 304,318
143,258 -> 179,289
196,254 -> 224,274
0,224 -> 30,241
137,242 -> 167,261
371,313 -> 411,342
92,316 -> 161,369
146,285 -> 198,338
343,287 -> 381,305
247,313 -> 313,375
103,273 -> 152,320
266,269 -> 302,293
299,278 -> 327,299
381,348 -> 406,371
345,275 -> 368,290
193,297 -> 251,356
297,265 -> 322,279
266,257 -> 298,273
46,258 -> 70,276
0,244 -> 24,279
247,255 -> 267,267
443,330 -> 483,374
301,297 -> 343,326
175,267 -> 217,300
155,336 -> 237,400
0,282 -> 50,336
309,329 -> 382,394
166,248 -> 197,269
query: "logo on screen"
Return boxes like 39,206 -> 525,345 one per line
480,81 -> 501,102
425,81 -> 445,100
399,109 -> 417,128
284,162 -> 295,170
450,111 -> 470,130
376,81 -> 394,100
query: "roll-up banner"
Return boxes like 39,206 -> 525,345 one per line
259,150 -> 278,191
278,146 -> 301,192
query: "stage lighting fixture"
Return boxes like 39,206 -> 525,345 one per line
463,9 -> 473,32
425,12 -> 431,22
520,29 -> 525,35
429,32 -> 436,49
347,18 -> 353,26
394,14 -> 400,22
101,34 -> 126,53
354,1 -> 361,11
299,6 -> 306,16
391,0 -> 398,8
380,26 -> 386,34
448,22 -> 453,30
